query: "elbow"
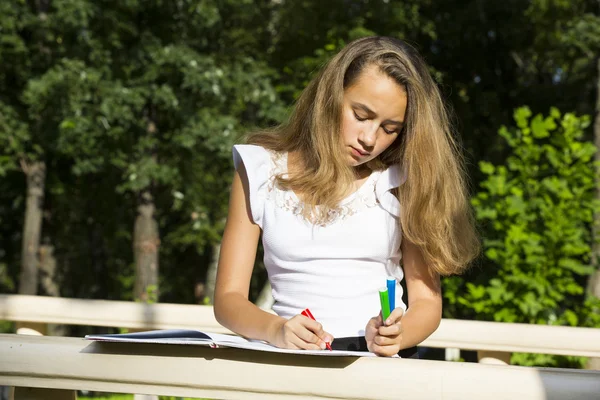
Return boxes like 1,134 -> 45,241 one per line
410,296 -> 442,331
432,297 -> 442,327
432,310 -> 442,331
422,298 -> 442,340
213,289 -> 226,325
213,289 -> 236,327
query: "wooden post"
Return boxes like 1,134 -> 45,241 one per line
477,350 -> 512,365
15,322 -> 46,336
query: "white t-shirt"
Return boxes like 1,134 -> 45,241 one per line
233,144 -> 407,338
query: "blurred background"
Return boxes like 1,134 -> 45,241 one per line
1,0 -> 599,371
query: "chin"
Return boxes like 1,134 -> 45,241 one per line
346,157 -> 361,167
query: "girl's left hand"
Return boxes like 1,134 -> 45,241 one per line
365,308 -> 404,357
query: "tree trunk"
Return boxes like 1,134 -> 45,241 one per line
204,242 -> 220,305
133,190 -> 160,302
588,57 -> 600,371
131,191 -> 161,400
39,241 -> 66,336
18,160 -> 46,295
39,241 -> 58,296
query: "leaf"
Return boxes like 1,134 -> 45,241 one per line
558,259 -> 594,275
480,161 -> 496,175
531,114 -> 550,138
562,310 -> 578,326
514,106 -> 532,129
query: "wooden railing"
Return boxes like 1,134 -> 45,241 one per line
2,333 -> 600,400
2,294 -> 600,399
2,294 -> 599,360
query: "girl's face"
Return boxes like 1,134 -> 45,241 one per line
340,64 -> 407,169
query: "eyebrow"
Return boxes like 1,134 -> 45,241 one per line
352,103 -> 404,126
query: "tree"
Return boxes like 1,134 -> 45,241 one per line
0,0 -> 287,306
0,0 -> 101,296
450,107 -> 600,367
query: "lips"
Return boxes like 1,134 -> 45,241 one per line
351,146 -> 370,157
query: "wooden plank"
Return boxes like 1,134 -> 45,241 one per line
422,318 -> 600,357
0,294 -> 231,333
2,294 -> 600,357
1,334 -> 599,400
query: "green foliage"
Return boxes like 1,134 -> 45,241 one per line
460,107 -> 599,325
446,107 -> 599,364
0,0 -> 287,303
445,107 -> 600,366
78,394 -> 206,400
270,0 -> 435,102
79,394 -> 134,400
1,2 -> 599,365
0,263 -> 15,293
141,284 -> 159,304
511,352 -> 588,368
0,320 -> 14,334
0,101 -> 29,176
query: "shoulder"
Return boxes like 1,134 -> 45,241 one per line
375,164 -> 407,217
232,144 -> 272,169
231,144 -> 277,228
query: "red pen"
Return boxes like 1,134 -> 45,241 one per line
301,308 -> 333,351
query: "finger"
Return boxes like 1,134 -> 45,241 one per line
300,318 -> 334,347
285,330 -> 319,350
378,322 -> 402,336
366,317 -> 379,333
283,336 -> 303,350
283,318 -> 316,349
296,328 -> 323,346
296,315 -> 334,349
374,334 -> 400,347
384,307 -> 404,326
298,334 -> 326,350
297,338 -> 324,350
368,313 -> 383,328
370,342 -> 400,357
306,319 -> 326,338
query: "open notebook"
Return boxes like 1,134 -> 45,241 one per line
85,329 -> 383,357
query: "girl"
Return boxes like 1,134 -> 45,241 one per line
214,36 -> 479,358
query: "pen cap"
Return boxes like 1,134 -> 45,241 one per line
386,277 -> 396,311
379,287 -> 391,321
301,308 -> 315,320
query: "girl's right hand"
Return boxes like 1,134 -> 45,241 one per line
270,314 -> 334,350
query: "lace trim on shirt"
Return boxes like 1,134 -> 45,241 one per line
265,151 -> 380,226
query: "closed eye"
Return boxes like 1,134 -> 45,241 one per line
383,126 -> 401,135
353,111 -> 368,122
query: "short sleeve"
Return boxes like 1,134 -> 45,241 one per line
375,164 -> 407,217
232,144 -> 272,228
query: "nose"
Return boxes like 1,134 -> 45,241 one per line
358,122 -> 378,148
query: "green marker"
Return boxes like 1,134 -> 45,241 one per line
379,287 -> 391,321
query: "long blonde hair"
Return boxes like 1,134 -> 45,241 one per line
247,36 -> 479,275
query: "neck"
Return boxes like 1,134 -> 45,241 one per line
353,164 -> 371,180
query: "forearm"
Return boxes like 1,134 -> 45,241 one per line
214,291 -> 285,344
398,298 -> 441,349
